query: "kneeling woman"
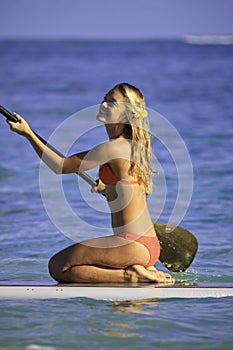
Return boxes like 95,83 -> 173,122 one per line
7,83 -> 174,284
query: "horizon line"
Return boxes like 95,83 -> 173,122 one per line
1,34 -> 233,44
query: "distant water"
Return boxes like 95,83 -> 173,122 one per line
0,39 -> 232,350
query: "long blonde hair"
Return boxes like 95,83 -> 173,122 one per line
113,83 -> 154,195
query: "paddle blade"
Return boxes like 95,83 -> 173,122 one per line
154,223 -> 198,272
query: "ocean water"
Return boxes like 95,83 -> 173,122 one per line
0,39 -> 232,349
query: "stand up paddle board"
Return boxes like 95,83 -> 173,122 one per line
0,282 -> 232,301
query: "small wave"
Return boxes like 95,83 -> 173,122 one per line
183,35 -> 233,45
26,345 -> 56,350
0,166 -> 19,180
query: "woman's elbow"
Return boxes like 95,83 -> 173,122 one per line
51,162 -> 65,174
54,168 -> 63,175
59,158 -> 80,174
55,164 -> 79,175
53,158 -> 74,174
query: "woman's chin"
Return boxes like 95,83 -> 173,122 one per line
96,114 -> 106,123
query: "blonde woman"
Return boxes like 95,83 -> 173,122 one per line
7,83 -> 174,284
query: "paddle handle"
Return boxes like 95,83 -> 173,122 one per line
0,105 -> 18,122
0,105 -> 98,188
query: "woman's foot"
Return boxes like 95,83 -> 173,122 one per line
125,265 -> 175,284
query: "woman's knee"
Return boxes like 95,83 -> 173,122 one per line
48,254 -> 64,282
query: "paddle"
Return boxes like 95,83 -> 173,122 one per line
0,105 -> 198,272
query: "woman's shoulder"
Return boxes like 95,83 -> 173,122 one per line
84,138 -> 130,168
99,138 -> 131,157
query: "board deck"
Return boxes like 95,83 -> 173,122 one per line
0,282 -> 233,301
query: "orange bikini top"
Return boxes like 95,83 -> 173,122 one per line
99,163 -> 141,185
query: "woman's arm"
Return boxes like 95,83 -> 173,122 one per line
7,114 -> 89,174
7,113 -> 124,175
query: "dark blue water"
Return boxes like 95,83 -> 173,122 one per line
0,40 -> 232,349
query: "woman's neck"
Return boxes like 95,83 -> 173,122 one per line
106,123 -> 125,140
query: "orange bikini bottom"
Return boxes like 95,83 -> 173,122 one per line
116,233 -> 160,268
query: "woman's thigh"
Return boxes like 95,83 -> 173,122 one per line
49,235 -> 150,272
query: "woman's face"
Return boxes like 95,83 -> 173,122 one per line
96,89 -> 126,125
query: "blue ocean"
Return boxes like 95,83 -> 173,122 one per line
0,39 -> 232,349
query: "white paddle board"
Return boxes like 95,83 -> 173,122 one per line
0,282 -> 232,301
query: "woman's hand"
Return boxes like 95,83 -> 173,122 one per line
91,178 -> 106,195
6,113 -> 32,137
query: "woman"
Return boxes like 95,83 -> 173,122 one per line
7,83 -> 174,284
